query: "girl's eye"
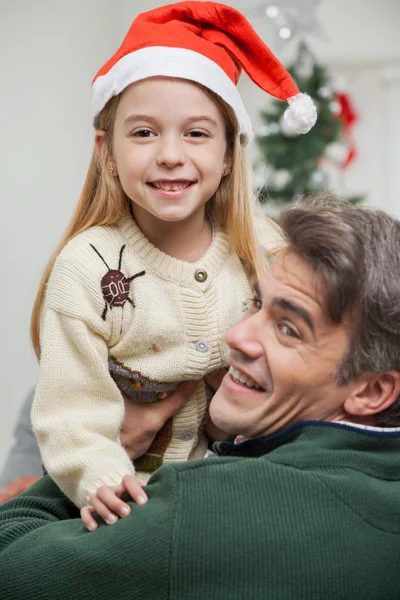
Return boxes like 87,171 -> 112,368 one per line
278,323 -> 300,339
187,130 -> 208,138
243,297 -> 262,313
133,129 -> 155,138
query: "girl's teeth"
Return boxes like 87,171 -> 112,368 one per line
153,182 -> 190,191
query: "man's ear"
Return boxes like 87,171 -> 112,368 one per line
94,130 -> 118,176
344,371 -> 400,418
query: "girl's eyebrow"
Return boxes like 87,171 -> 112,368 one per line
185,115 -> 218,127
123,114 -> 158,127
123,114 -> 218,127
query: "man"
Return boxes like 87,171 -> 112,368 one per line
1,197 -> 400,599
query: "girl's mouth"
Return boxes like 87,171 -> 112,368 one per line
148,180 -> 194,192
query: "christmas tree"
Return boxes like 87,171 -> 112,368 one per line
256,42 -> 363,207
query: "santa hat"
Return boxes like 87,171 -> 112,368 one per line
92,1 -> 317,142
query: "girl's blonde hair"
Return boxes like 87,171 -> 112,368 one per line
31,83 -> 276,357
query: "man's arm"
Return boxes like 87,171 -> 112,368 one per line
0,389 -> 43,498
0,469 -> 175,600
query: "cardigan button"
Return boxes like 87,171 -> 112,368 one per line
194,268 -> 208,282
180,431 -> 194,441
195,339 -> 209,353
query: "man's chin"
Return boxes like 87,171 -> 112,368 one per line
209,395 -> 250,436
210,398 -> 270,441
209,396 -> 238,434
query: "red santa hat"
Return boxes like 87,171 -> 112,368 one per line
92,1 -> 317,142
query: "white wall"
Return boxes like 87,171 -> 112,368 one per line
383,66 -> 400,219
1,0 -> 399,469
0,0 -> 116,465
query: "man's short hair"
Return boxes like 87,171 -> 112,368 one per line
280,195 -> 400,427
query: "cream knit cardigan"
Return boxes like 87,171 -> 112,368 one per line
32,216 -> 283,508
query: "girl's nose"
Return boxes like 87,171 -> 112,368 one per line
226,314 -> 264,360
156,135 -> 186,168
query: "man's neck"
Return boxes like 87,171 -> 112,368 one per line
334,414 -> 378,427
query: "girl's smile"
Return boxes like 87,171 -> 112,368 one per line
147,179 -> 197,197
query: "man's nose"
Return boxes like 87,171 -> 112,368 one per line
156,135 -> 186,168
226,315 -> 264,360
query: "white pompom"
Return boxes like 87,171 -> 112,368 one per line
279,115 -> 298,138
283,93 -> 317,135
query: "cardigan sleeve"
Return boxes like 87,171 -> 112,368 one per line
32,307 -> 135,508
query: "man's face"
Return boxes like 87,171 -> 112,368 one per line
210,250 -> 359,439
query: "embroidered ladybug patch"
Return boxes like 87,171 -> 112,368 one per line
90,244 -> 145,320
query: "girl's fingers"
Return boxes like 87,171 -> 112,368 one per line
122,474 -> 148,505
88,492 -> 120,525
95,485 -> 131,519
81,505 -> 99,531
81,478 -> 147,531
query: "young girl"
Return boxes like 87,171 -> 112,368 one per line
31,1 -> 316,530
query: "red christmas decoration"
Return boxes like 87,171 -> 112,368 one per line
335,92 -> 358,168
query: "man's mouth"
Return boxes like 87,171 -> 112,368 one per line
148,180 -> 194,191
229,366 -> 264,391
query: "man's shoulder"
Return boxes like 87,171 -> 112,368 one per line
158,452 -> 293,495
159,439 -> 400,598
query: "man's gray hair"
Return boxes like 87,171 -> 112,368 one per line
280,195 -> 400,427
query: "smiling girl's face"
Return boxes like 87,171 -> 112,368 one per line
106,76 -> 230,234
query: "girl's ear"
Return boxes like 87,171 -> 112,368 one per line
344,371 -> 400,419
94,130 -> 106,155
222,149 -> 233,177
95,130 -> 118,176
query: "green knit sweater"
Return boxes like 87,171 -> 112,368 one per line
1,422 -> 400,599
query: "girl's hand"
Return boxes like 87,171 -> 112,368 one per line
81,474 -> 147,531
81,380 -> 199,531
120,380 -> 198,459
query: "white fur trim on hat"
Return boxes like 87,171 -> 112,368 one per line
283,93 -> 317,135
92,46 -> 254,142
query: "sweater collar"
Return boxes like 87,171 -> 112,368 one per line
118,216 -> 232,285
214,420 -> 400,480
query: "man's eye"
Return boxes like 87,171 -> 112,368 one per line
133,129 -> 154,138
243,297 -> 262,313
278,323 -> 300,339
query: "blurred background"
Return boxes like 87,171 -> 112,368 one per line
1,0 -> 400,468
